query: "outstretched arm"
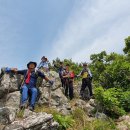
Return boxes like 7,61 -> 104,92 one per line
5,68 -> 26,75
38,71 -> 53,85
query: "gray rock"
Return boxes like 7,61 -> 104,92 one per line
0,74 -> 18,98
95,112 -> 108,121
74,99 -> 86,109
84,103 -> 95,116
4,124 -> 24,130
0,107 -> 16,125
0,124 -> 5,130
116,115 -> 130,130
5,91 -> 21,110
23,109 -> 36,118
12,112 -> 59,130
89,99 -> 96,107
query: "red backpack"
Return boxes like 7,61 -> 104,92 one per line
70,71 -> 75,78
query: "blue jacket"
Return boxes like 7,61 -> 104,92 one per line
6,68 -> 45,87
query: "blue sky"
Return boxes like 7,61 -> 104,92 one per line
0,0 -> 130,69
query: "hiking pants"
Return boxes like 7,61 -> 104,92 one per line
80,78 -> 93,97
61,78 -> 65,88
65,79 -> 74,100
21,85 -> 38,107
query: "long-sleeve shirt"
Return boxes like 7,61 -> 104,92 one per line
6,68 -> 45,87
37,61 -> 49,69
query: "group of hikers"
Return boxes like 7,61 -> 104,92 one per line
58,62 -> 93,100
1,56 -> 93,111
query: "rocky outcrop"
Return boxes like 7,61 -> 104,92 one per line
0,71 -> 60,130
116,115 -> 130,130
2,69 -> 127,130
10,112 -> 59,130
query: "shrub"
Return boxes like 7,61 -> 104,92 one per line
53,114 -> 75,130
94,87 -> 126,118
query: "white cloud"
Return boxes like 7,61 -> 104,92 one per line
49,0 -> 130,62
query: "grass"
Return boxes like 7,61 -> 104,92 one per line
16,103 -> 117,130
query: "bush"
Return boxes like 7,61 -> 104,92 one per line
84,119 -> 116,130
53,114 -> 75,130
94,87 -> 126,118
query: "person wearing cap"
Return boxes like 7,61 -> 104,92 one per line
6,61 -> 53,111
62,64 -> 74,100
37,56 -> 49,72
77,62 -> 93,98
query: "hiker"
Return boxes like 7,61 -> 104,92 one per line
6,61 -> 53,111
37,56 -> 49,72
77,63 -> 93,98
58,62 -> 65,88
62,64 -> 75,100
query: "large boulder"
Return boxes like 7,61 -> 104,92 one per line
11,112 -> 59,130
4,124 -> 24,130
5,91 -> 21,110
0,107 -> 16,125
116,115 -> 130,130
0,74 -> 18,98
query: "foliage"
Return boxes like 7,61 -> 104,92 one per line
35,105 -> 74,130
51,58 -> 82,76
94,87 -> 130,118
16,109 -> 24,118
53,114 -> 75,130
84,119 -> 116,130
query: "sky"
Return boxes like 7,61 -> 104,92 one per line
0,0 -> 130,69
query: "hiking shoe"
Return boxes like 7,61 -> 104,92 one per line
20,102 -> 28,109
29,106 -> 34,111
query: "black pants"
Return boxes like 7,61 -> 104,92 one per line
60,78 -> 65,88
80,78 -> 93,97
65,79 -> 74,100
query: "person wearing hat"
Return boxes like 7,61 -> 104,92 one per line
6,61 -> 53,111
62,64 -> 74,100
77,62 -> 93,99
37,56 -> 49,72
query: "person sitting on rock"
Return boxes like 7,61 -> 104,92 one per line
77,62 -> 93,99
6,61 -> 53,111
62,64 -> 75,100
37,56 -> 49,72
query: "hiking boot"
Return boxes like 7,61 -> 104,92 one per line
29,106 -> 34,111
20,102 -> 28,109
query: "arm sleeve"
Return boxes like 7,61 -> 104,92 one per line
17,70 -> 27,75
5,67 -> 12,73
37,62 -> 41,69
88,68 -> 92,77
78,70 -> 83,76
38,71 -> 46,79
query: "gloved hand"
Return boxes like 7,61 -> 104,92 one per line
49,80 -> 54,86
89,77 -> 93,81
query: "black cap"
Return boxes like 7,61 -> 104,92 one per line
83,62 -> 88,66
66,64 -> 70,66
27,61 -> 37,68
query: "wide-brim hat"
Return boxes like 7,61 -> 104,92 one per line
27,61 -> 37,68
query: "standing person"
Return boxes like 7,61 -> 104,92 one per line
78,63 -> 93,98
63,64 -> 74,100
6,61 -> 53,111
58,62 -> 65,88
38,56 -> 49,72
